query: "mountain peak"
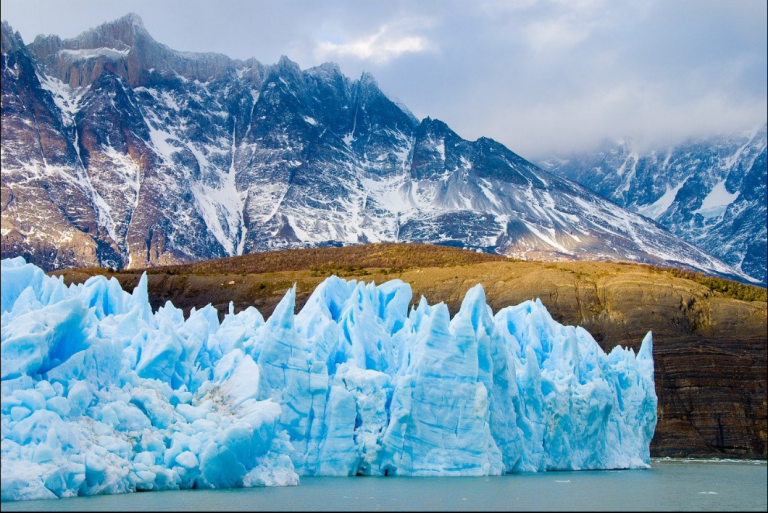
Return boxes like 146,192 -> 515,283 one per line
270,55 -> 302,82
276,55 -> 298,68
307,61 -> 342,78
102,12 -> 147,37
25,12 -> 238,87
120,12 -> 146,31
72,12 -> 152,51
418,116 -> 451,134
274,55 -> 301,74
1,20 -> 14,37
359,71 -> 378,87
1,20 -> 24,53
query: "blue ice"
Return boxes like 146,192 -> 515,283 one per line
0,258 -> 656,500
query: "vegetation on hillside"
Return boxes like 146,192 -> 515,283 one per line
650,266 -> 767,302
149,243 -> 506,276
53,243 -> 765,304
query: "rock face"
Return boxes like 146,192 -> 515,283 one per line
53,248 -> 767,459
0,15 -> 752,283
540,128 -> 768,286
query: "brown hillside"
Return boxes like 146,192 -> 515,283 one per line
51,243 -> 767,460
155,242 -> 507,274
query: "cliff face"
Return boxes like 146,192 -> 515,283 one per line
52,249 -> 767,459
26,13 -> 238,88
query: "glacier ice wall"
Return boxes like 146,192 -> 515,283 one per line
0,257 -> 657,500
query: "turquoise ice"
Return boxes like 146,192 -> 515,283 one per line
0,257 -> 656,500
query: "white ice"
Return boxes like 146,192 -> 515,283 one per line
693,180 -> 740,220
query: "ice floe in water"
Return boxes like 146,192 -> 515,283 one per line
0,257 -> 656,500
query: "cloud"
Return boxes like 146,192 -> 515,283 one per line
524,17 -> 593,53
314,25 -> 433,64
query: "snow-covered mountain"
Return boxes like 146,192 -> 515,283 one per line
0,14 -> 752,282
540,127 -> 767,285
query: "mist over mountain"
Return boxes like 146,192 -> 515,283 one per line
541,127 -> 767,285
0,14 -> 753,283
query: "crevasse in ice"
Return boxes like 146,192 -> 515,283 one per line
0,257 -> 657,500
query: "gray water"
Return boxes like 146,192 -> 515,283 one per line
2,460 -> 766,511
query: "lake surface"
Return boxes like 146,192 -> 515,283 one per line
2,460 -> 765,511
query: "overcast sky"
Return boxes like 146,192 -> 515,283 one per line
3,0 -> 766,160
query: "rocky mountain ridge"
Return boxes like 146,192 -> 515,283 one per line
0,14 -> 753,283
540,127 -> 768,285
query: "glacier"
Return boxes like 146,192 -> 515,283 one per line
0,257 -> 657,501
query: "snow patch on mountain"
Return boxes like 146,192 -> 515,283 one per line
693,180 -> 740,220
637,179 -> 687,221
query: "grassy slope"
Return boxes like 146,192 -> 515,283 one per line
56,242 -> 765,322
